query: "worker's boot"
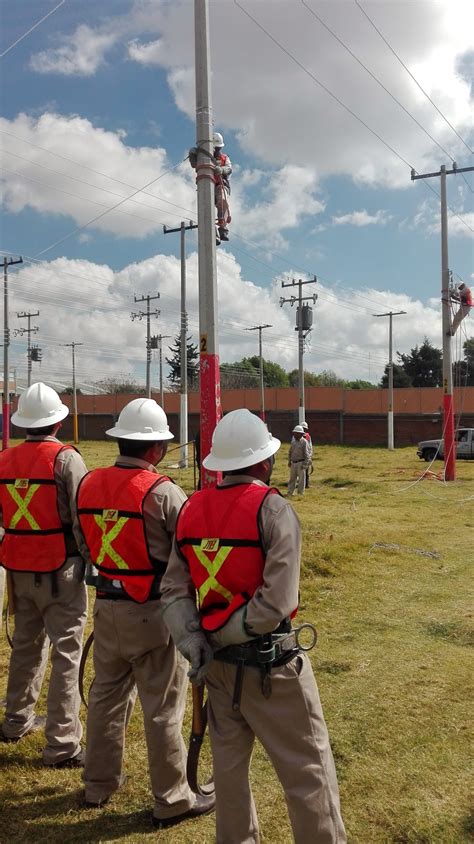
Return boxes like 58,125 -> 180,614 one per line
219,226 -> 229,242
215,224 -> 221,246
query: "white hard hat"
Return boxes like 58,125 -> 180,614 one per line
11,382 -> 69,429
292,425 -> 304,434
213,132 -> 224,147
301,421 -> 309,429
106,398 -> 174,441
203,409 -> 280,472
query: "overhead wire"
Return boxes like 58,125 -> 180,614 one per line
0,0 -> 65,59
353,0 -> 474,156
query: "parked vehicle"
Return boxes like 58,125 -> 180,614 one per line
417,428 -> 474,461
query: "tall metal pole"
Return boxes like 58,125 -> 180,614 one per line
130,293 -> 160,399
163,220 -> 198,468
2,255 -> 23,450
280,276 -> 317,427
15,310 -> 40,387
411,162 -> 473,480
154,334 -> 171,408
245,324 -> 272,421
373,310 -> 406,449
63,342 -> 83,444
195,0 -> 221,487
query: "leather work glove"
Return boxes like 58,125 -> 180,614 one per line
209,605 -> 257,652
214,164 -> 223,175
162,598 -> 214,684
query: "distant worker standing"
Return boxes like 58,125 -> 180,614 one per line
449,282 -> 472,335
161,409 -> 346,843
0,383 -> 87,767
288,425 -> 311,496
189,131 -> 232,243
77,399 -> 214,826
302,421 -> 313,488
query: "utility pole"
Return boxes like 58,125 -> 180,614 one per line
195,0 -> 222,486
130,293 -> 160,398
280,277 -> 317,425
2,255 -> 23,450
373,311 -> 406,450
63,342 -> 83,444
14,310 -> 40,387
411,162 -> 474,481
163,220 -> 198,468
245,324 -> 272,421
150,334 -> 171,408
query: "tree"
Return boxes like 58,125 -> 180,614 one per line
317,370 -> 344,387
246,356 -> 289,387
220,359 -> 260,389
398,338 -> 442,387
165,335 -> 199,390
288,369 -> 320,387
379,364 -> 412,388
95,376 -> 145,395
344,379 -> 377,390
453,337 -> 474,386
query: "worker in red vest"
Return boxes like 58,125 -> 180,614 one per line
162,409 -> 346,843
0,383 -> 88,767
449,282 -> 472,335
77,398 -> 214,827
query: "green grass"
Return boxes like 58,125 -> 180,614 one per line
1,442 -> 473,842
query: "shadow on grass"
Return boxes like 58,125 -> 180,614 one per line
0,785 -> 158,842
425,620 -> 474,647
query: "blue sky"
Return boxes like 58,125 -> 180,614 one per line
0,0 -> 473,390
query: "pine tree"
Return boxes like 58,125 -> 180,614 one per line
165,335 -> 199,389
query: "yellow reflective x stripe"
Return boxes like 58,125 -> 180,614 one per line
94,515 -> 129,570
193,545 -> 234,604
7,484 -> 41,530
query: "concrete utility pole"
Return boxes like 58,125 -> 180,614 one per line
163,220 -> 198,468
2,255 -> 23,450
63,342 -> 83,444
131,293 -> 160,398
411,162 -> 474,481
280,277 -> 317,425
245,324 -> 272,421
194,0 -> 222,486
373,311 -> 406,450
151,334 -> 171,408
14,310 -> 40,387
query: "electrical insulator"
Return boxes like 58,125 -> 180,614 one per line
149,336 -> 159,350
31,345 -> 42,362
296,305 -> 313,332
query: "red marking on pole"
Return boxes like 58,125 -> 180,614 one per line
443,393 -> 456,481
200,353 -> 222,488
2,401 -> 10,450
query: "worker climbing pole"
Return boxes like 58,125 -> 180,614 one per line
189,131 -> 232,245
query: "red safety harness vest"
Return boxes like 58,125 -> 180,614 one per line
176,482 -> 281,631
0,440 -> 74,573
77,466 -> 170,603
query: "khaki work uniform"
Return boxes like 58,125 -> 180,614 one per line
1,435 -> 88,765
162,475 -> 346,844
288,437 -> 311,496
82,456 -> 195,821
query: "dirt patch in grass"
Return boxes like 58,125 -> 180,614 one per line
425,620 -> 474,647
320,476 -> 358,488
317,660 -> 352,675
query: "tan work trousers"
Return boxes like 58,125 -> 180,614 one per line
288,461 -> 306,496
84,598 -> 194,820
2,558 -> 87,764
206,653 -> 346,844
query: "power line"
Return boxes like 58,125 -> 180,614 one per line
300,0 -> 458,164
0,0 -> 65,59
353,0 -> 474,156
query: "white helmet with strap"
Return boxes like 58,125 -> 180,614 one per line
213,131 -> 224,148
203,409 -> 280,471
106,398 -> 174,441
11,382 -> 69,429
292,425 -> 304,434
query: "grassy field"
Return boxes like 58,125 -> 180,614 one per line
0,440 -> 472,843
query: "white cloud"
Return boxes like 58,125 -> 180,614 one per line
331,209 -> 392,227
27,1 -> 474,188
29,25 -> 118,76
411,197 -> 474,239
0,113 -> 325,246
9,252 -> 458,392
